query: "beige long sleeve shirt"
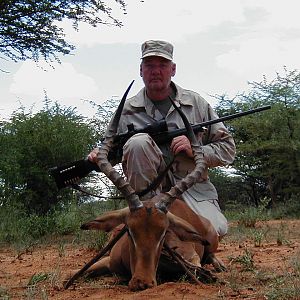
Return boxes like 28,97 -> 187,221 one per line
114,82 -> 236,201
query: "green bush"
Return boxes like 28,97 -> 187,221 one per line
52,203 -> 85,235
0,198 -> 125,250
269,195 -> 300,219
225,196 -> 300,225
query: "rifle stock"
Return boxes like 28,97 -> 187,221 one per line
50,105 -> 271,189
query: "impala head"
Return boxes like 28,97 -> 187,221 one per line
81,199 -> 208,290
82,81 -> 207,290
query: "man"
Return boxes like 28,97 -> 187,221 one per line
89,40 -> 236,238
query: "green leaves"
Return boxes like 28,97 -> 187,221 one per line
215,68 -> 300,207
0,100 -> 96,214
0,0 -> 126,63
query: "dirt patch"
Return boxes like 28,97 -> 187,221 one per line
1,220 -> 299,300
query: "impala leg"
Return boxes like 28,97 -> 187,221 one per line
84,256 -> 111,277
203,252 -> 226,272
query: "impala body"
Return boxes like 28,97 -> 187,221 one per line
81,198 -> 223,291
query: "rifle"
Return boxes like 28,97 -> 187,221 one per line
49,105 -> 271,189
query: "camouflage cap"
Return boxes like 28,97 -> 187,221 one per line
141,40 -> 173,61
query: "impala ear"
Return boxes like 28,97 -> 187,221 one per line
167,212 -> 210,246
81,207 -> 129,232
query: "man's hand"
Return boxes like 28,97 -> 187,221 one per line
170,135 -> 193,158
87,148 -> 100,163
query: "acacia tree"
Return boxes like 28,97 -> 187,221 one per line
215,68 -> 300,207
0,0 -> 126,63
0,99 -> 96,214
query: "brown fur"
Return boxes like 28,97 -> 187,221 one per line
79,198 -> 224,291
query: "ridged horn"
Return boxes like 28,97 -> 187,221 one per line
96,80 -> 143,211
155,97 -> 207,212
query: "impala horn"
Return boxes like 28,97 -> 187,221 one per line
155,97 -> 207,212
96,80 -> 143,211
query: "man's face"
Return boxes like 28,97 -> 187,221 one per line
140,56 -> 176,94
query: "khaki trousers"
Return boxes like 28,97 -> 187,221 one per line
122,133 -> 228,237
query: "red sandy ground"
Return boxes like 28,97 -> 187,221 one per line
1,220 -> 299,300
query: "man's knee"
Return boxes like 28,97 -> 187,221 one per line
124,133 -> 153,151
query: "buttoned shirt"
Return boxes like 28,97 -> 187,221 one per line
112,82 -> 236,200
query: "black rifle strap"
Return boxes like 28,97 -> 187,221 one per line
64,225 -> 128,289
137,155 -> 176,198
71,184 -> 124,200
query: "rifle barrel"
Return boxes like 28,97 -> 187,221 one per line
198,105 -> 271,128
50,105 -> 271,189
152,105 -> 271,143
